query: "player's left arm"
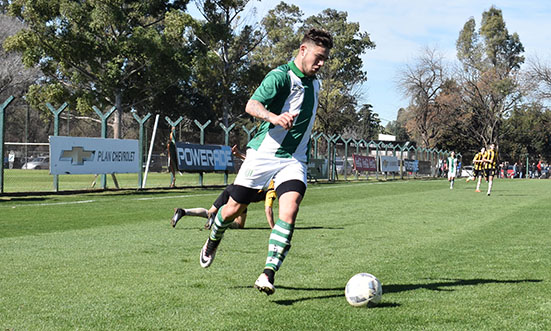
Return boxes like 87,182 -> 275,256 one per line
231,145 -> 246,160
264,189 -> 277,229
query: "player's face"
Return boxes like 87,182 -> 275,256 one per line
300,43 -> 330,76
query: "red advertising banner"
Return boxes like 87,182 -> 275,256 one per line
352,154 -> 377,172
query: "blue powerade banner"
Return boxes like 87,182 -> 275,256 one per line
175,142 -> 234,172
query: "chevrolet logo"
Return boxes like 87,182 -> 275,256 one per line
60,146 -> 94,165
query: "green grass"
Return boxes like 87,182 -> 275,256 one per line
1,179 -> 550,330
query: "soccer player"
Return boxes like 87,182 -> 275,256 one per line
482,143 -> 497,196
171,181 -> 276,230
199,28 -> 333,296
467,147 -> 485,192
171,145 -> 276,229
167,130 -> 179,188
447,151 -> 458,189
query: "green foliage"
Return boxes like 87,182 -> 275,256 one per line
353,103 -> 383,140
3,0 -> 378,144
1,180 -> 551,329
455,6 -> 524,146
255,2 -> 303,70
304,9 -> 375,134
500,103 -> 551,161
187,0 -> 265,130
385,109 -> 411,142
4,0 -> 193,133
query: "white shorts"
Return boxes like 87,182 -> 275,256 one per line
448,169 -> 456,179
234,149 -> 307,190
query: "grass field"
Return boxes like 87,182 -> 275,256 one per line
1,178 -> 550,330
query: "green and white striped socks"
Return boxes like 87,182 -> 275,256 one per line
265,219 -> 295,272
209,206 -> 234,241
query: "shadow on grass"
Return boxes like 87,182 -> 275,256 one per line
0,196 -> 50,203
175,226 -> 344,231
384,278 -> 543,294
270,278 -> 542,306
238,226 -> 344,230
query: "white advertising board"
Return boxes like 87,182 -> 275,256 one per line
379,155 -> 400,172
49,136 -> 139,175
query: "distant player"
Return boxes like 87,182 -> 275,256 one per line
447,151 -> 458,189
467,147 -> 485,192
167,130 -> 179,188
482,143 -> 497,196
171,181 -> 276,230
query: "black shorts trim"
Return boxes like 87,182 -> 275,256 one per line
275,180 -> 306,198
228,185 -> 265,205
485,168 -> 496,177
212,186 -> 232,209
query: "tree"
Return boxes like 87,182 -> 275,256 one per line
500,103 -> 551,162
4,0 -> 192,139
397,47 -> 452,147
525,56 -> 551,100
351,103 -> 383,140
248,4 -> 377,137
0,13 -> 40,98
181,0 -> 265,129
254,2 -> 302,71
455,6 -> 524,147
385,108 -> 411,143
303,9 -> 375,135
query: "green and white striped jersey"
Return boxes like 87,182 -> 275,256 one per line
247,61 -> 320,163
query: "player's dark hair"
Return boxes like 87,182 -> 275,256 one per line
302,28 -> 333,49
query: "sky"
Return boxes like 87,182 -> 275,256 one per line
190,0 -> 551,125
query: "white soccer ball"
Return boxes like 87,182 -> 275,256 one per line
345,273 -> 382,307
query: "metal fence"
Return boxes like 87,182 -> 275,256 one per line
1,95 -> 460,195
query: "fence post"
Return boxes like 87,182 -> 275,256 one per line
93,106 -> 116,189
330,135 -> 340,181
400,144 -> 405,180
220,123 -> 235,185
166,116 -> 184,186
375,141 -> 384,180
194,120 -> 211,186
132,112 -> 152,188
352,139 -> 361,180
312,132 -> 323,159
391,144 -> 398,180
0,96 -> 15,194
341,137 -> 351,181
46,102 -> 68,192
241,125 -> 256,143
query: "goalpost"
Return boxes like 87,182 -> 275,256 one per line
4,142 -> 49,169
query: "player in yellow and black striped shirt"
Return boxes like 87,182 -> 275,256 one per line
482,143 -> 497,196
467,147 -> 485,190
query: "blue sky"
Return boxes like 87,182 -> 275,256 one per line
190,1 -> 551,124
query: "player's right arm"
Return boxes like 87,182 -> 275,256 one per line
245,100 -> 297,130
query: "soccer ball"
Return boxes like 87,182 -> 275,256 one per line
345,273 -> 382,307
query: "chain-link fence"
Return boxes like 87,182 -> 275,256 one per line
1,95 -> 461,195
